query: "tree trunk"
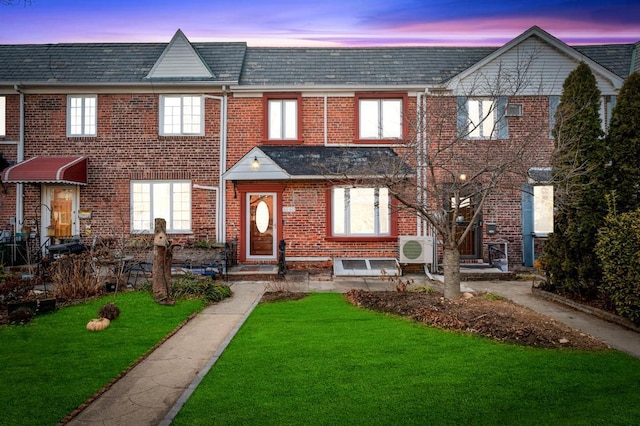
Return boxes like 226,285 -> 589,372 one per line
152,218 -> 173,304
443,245 -> 461,299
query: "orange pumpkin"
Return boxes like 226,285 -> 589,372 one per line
86,317 -> 110,331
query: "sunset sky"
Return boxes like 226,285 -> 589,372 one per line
1,0 -> 639,46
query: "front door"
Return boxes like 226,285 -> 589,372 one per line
42,185 -> 79,245
246,193 -> 277,260
451,195 -> 482,258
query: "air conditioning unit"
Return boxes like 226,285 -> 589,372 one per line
398,236 -> 434,264
505,103 -> 523,117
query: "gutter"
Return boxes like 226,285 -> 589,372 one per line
13,84 -> 24,232
229,84 -> 431,93
0,80 -> 239,88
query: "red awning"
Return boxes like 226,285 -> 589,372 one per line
2,156 -> 88,185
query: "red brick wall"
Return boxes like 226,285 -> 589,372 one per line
3,93 -> 223,245
225,93 -> 419,264
422,95 -> 554,267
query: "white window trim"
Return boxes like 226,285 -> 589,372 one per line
159,95 -> 204,136
359,98 -> 403,140
130,180 -> 192,233
332,187 -> 390,236
67,95 -> 97,137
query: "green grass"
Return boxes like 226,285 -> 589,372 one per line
174,293 -> 640,426
0,292 -> 205,426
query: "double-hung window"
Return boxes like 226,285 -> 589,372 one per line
358,95 -> 403,140
160,95 -> 203,135
67,95 -> 97,137
264,94 -> 301,142
457,96 -> 508,139
0,96 -> 5,137
332,187 -> 390,236
131,181 -> 191,233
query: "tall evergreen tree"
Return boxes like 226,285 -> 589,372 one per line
606,72 -> 640,213
543,62 -> 605,298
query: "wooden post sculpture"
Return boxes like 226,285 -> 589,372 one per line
153,218 -> 175,305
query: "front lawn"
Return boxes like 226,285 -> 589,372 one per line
0,292 -> 206,426
174,293 -> 640,425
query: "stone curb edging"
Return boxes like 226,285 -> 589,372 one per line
531,287 -> 640,333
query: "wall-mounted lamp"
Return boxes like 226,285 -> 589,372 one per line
458,173 -> 467,182
232,180 -> 238,199
251,156 -> 260,170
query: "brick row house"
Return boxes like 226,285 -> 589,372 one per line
0,27 -> 637,274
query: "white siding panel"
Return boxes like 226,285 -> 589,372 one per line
147,32 -> 213,79
453,36 -> 618,96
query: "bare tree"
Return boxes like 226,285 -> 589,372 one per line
339,48 -> 555,299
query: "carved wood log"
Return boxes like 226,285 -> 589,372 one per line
152,218 -> 173,303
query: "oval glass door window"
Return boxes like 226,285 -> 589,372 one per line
255,200 -> 270,233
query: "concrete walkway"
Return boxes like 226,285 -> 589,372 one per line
65,276 -> 640,425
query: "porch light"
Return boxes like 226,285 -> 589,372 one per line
251,156 -> 260,170
458,173 -> 467,182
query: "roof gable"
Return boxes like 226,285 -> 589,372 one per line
146,29 -> 214,79
445,26 -> 625,95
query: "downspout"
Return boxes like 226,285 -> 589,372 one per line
14,84 -> 24,232
323,94 -> 328,146
220,87 -> 228,243
203,88 -> 228,244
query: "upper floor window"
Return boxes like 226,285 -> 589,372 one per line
0,96 -> 5,137
457,96 -> 508,140
264,94 -> 301,142
131,180 -> 192,233
332,187 -> 390,236
67,95 -> 97,137
357,95 -> 404,140
160,95 -> 203,136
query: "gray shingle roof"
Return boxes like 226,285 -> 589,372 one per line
239,46 -> 496,86
574,44 -> 637,79
259,145 -> 412,177
0,39 -> 635,86
0,42 -> 247,83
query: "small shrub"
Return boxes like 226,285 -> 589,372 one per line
8,305 -> 35,324
98,303 -> 121,320
484,293 -> 505,301
596,208 -> 640,324
171,274 -> 232,303
50,252 -> 102,301
411,286 -> 437,294
0,275 -> 34,305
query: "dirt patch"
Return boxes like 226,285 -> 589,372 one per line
261,291 -> 308,303
345,289 -> 609,350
